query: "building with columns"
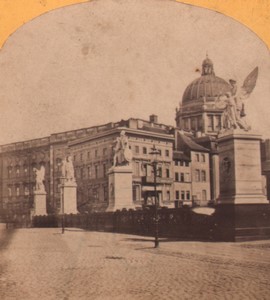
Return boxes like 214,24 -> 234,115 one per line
0,56 -> 269,219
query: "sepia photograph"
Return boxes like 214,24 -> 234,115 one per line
0,0 -> 270,299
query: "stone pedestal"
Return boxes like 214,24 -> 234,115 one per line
106,165 -> 135,212
214,129 -> 270,241
61,181 -> 78,214
33,191 -> 47,216
217,129 -> 268,204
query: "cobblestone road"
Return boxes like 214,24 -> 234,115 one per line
0,225 -> 270,299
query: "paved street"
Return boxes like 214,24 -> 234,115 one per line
0,224 -> 270,300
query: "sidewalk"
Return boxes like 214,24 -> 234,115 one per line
0,228 -> 269,299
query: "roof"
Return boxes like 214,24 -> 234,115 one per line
177,132 -> 209,153
173,151 -> 190,161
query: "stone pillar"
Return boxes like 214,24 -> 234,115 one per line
106,165 -> 135,212
61,181 -> 78,214
217,129 -> 268,204
33,191 -> 47,216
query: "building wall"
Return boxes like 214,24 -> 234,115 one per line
190,151 -> 211,206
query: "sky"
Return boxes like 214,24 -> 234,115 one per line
0,0 -> 269,145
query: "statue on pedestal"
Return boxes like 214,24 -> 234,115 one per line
62,155 -> 75,183
113,131 -> 133,167
216,67 -> 258,132
33,165 -> 45,192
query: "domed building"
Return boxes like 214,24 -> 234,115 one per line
175,56 -> 231,136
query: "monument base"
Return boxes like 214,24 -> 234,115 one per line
217,129 -> 268,205
213,203 -> 270,242
33,191 -> 47,216
62,182 -> 78,214
106,165 -> 135,212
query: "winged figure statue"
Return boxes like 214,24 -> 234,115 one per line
216,67 -> 258,131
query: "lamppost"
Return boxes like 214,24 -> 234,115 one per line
60,176 -> 65,234
149,145 -> 160,248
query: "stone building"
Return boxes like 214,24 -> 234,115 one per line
0,56 -> 268,218
0,115 -> 212,216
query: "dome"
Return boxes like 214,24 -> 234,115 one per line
182,57 -> 231,104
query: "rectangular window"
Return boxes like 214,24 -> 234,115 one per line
132,185 -> 140,201
174,161 -> 178,166
215,115 -> 222,131
24,186 -> 29,196
143,147 -> 147,154
197,116 -> 203,131
92,188 -> 99,202
165,150 -> 169,157
191,117 -> 197,130
180,172 -> 185,182
103,164 -> 107,177
166,168 -> 170,178
175,172 -> 179,182
103,148 -> 107,156
135,146 -> 139,154
175,190 -> 180,200
7,186 -> 12,197
16,186 -> 20,197
186,191 -> 191,201
181,191 -> 185,200
195,169 -> 200,182
88,166 -> 91,179
184,161 -> 189,167
207,115 -> 214,132
95,165 -> 98,179
196,154 -> 200,162
180,161 -> 184,167
201,154 -> 206,163
87,151 -> 91,159
158,167 -> 162,178
166,191 -> 170,201
201,170 -> 206,182
95,149 -> 98,158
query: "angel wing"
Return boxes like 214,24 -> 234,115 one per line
239,67 -> 258,99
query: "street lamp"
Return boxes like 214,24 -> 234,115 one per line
60,176 -> 65,234
149,145 -> 160,248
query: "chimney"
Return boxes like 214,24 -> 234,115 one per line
149,114 -> 158,123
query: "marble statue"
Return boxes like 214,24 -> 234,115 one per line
62,155 -> 75,182
216,67 -> 258,131
33,165 -> 45,192
113,131 -> 133,166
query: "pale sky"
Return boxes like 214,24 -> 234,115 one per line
0,0 -> 269,145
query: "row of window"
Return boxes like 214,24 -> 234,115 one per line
133,162 -> 171,178
73,147 -> 109,162
134,146 -> 170,157
7,162 -> 47,178
174,160 -> 189,167
195,170 -> 207,182
6,185 -> 31,197
75,163 -> 109,180
195,153 -> 206,163
175,190 -> 191,201
182,115 -> 222,132
175,172 -> 190,182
